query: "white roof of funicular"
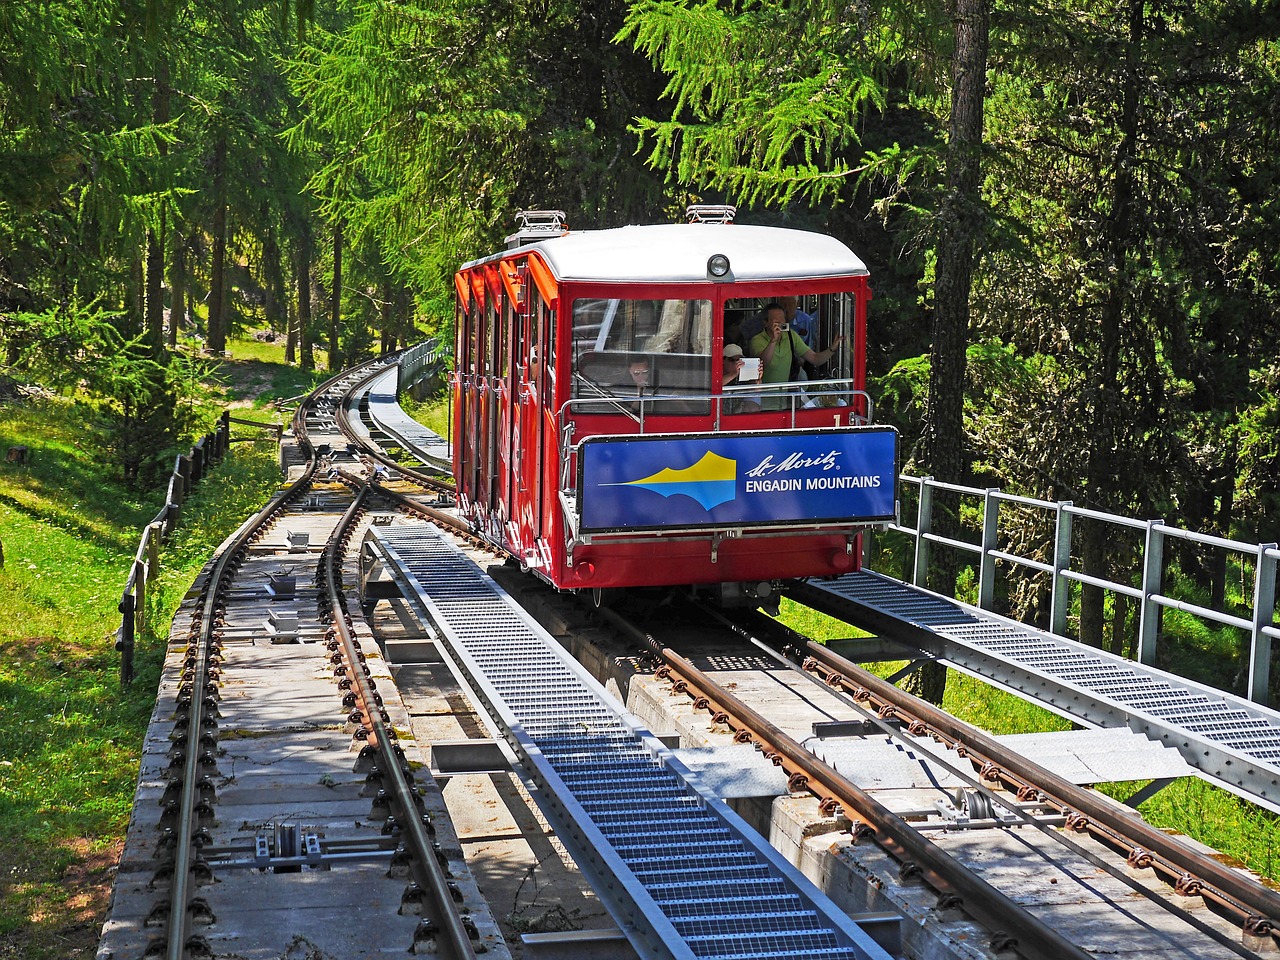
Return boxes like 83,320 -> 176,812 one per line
513,223 -> 868,284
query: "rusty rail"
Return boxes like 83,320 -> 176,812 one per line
787,636 -> 1280,944
597,606 -> 1097,960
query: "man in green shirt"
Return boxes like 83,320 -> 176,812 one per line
748,302 -> 844,409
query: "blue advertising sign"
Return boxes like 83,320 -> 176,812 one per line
578,428 -> 897,533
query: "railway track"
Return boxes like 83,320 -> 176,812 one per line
101,357 -> 1280,960
587,595 -> 1280,959
99,360 -> 500,960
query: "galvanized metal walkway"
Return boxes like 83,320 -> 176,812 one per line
351,367 -> 451,471
804,571 -> 1280,814
367,524 -> 896,960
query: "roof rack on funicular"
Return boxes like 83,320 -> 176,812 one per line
685,204 -> 737,224
506,209 -> 568,248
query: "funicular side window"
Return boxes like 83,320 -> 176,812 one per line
570,298 -> 712,411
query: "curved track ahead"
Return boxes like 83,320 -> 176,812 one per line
99,360 -> 495,960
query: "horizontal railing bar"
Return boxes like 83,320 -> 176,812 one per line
1062,503 -> 1152,531
989,490 -> 1057,510
987,549 -> 1053,575
1151,595 -> 1254,633
1058,568 -> 1145,601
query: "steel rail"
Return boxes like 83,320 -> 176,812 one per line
715,611 -> 1268,960
596,607 -> 1095,960
317,473 -> 478,960
335,360 -> 453,494
160,356 -> 404,959
788,636 -> 1280,944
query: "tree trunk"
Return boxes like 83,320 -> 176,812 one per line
146,216 -> 165,356
1081,0 -> 1143,646
168,231 -> 185,350
1079,521 -> 1107,647
147,55 -> 170,359
380,276 -> 394,355
296,226 -> 314,371
905,0 -> 990,706
328,220 -> 344,370
1110,590 -> 1128,657
263,227 -> 286,337
285,296 -> 297,364
1208,434 -> 1238,610
124,249 -> 145,337
208,134 -> 229,355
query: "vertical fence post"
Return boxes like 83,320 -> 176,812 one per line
146,522 -> 161,578
190,443 -> 202,483
1137,520 -> 1165,666
134,559 -> 147,636
1050,502 -> 1073,638
116,593 -> 135,686
218,410 -> 231,457
1248,544 -> 1278,705
914,478 -> 933,588
978,489 -> 999,611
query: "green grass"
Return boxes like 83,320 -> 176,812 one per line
399,390 -> 451,437
0,359 -> 297,960
217,335 -> 327,405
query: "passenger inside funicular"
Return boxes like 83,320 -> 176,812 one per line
568,293 -> 853,413
570,297 -> 712,406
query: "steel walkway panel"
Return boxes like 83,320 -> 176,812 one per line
807,571 -> 1280,814
370,525 -> 895,960
360,368 -> 452,469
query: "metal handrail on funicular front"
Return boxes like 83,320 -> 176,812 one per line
554,382 -> 878,550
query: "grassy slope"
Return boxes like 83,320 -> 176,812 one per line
0,337 -> 319,960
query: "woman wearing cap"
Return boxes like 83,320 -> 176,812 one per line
721,343 -> 760,413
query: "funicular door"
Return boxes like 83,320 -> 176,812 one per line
513,284 -> 547,555
454,285 -> 481,509
468,272 -> 494,520
493,277 -> 516,544
479,294 -> 499,523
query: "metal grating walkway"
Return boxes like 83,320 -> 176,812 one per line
809,571 -> 1280,813
371,525 -> 894,960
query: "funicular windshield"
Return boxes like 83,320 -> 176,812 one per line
568,290 -> 864,419
570,297 -> 713,414
722,293 -> 860,413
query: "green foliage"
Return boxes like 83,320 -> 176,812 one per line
616,0 -> 937,206
286,0 -> 530,295
1235,366 -> 1280,542
0,390 -> 283,959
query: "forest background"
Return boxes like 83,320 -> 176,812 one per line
1,2 -> 1280,955
1,0 -> 1278,658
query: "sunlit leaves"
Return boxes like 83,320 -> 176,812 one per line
617,0 -> 912,206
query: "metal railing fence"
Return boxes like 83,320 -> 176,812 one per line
115,412 -> 279,685
869,474 -> 1280,704
396,338 -> 446,397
